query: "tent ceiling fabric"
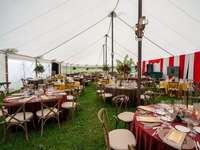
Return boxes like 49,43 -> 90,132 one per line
0,0 -> 199,65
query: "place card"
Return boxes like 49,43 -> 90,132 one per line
163,128 -> 186,149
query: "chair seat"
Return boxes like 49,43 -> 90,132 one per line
102,93 -> 112,98
36,108 -> 59,118
65,89 -> 72,92
168,88 -> 178,91
109,129 -> 136,150
67,95 -> 74,101
61,102 -> 77,109
145,90 -> 154,94
79,85 -> 84,90
97,90 -> 104,93
140,95 -> 150,100
6,112 -> 33,123
117,112 -> 134,123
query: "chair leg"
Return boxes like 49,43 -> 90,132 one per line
57,115 -> 61,128
2,124 -> 7,143
71,110 -> 75,122
24,122 -> 29,141
41,119 -> 44,136
115,119 -> 118,129
32,119 -> 36,129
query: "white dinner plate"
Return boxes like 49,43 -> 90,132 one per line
155,109 -> 166,115
193,126 -> 200,133
160,116 -> 173,122
175,125 -> 191,133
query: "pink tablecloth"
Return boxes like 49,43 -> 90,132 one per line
131,112 -> 200,150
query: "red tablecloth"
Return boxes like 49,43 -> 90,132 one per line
4,93 -> 66,114
131,111 -> 200,150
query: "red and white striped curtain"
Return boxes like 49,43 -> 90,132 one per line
141,51 -> 200,82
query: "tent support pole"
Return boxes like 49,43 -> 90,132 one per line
5,52 -> 9,93
103,44 -> 105,66
105,34 -> 108,66
137,0 -> 142,106
35,58 -> 38,77
111,12 -> 114,74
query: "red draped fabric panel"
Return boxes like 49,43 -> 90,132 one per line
169,56 -> 174,67
160,58 -> 163,72
179,54 -> 185,79
149,58 -> 161,64
148,58 -> 163,72
194,51 -> 200,82
142,61 -> 146,75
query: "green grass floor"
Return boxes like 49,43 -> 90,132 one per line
0,83 -> 189,150
0,83 -> 136,150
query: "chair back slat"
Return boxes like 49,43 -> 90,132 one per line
97,108 -> 110,150
39,97 -> 61,118
112,95 -> 129,114
2,103 -> 26,124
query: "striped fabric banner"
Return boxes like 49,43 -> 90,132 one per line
163,57 -> 169,78
188,54 -> 194,80
194,51 -> 200,82
179,55 -> 185,79
184,54 -> 190,79
174,56 -> 179,67
142,51 -> 200,82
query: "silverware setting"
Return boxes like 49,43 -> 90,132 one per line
152,127 -> 161,136
194,141 -> 200,150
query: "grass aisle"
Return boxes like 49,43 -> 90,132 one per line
0,83 -> 136,150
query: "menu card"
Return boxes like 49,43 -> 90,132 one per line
163,128 -> 186,149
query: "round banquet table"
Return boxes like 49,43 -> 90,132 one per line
4,93 -> 67,114
104,85 -> 141,104
131,105 -> 199,150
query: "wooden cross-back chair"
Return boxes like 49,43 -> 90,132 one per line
112,95 -> 129,114
36,97 -> 61,136
112,95 -> 134,128
99,84 -> 112,102
97,108 -> 111,150
1,102 -> 33,141
97,108 -> 136,150
61,88 -> 79,120
168,82 -> 179,97
96,83 -> 104,96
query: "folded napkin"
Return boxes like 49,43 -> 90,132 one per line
11,93 -> 24,97
137,116 -> 161,123
41,95 -> 50,100
163,128 -> 186,149
6,96 -> 23,101
137,106 -> 155,112
41,95 -> 56,100
18,96 -> 36,103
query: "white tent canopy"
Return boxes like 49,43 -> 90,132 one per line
0,0 -> 200,66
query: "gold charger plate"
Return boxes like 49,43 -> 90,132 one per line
158,128 -> 195,150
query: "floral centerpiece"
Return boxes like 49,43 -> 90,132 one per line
116,55 -> 134,85
34,63 -> 44,77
